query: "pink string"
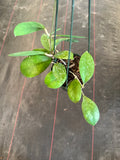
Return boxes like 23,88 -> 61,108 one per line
49,89 -> 59,160
0,0 -> 18,56
91,0 -> 96,160
91,126 -> 94,160
6,1 -> 43,160
93,0 -> 96,102
6,78 -> 26,160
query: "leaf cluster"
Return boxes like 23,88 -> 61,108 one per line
9,22 -> 100,126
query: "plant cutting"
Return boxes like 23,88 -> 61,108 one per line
9,21 -> 100,126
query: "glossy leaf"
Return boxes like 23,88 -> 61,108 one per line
44,63 -> 67,89
54,50 -> 74,60
41,34 -> 54,51
44,71 -> 64,89
8,51 -> 46,57
79,51 -> 94,84
82,96 -> 100,126
20,55 -> 51,78
56,34 -> 86,39
70,39 -> 79,43
55,38 -> 79,47
14,22 -> 45,36
33,48 -> 49,53
67,79 -> 82,103
52,63 -> 67,82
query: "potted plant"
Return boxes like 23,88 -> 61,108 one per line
9,21 -> 100,126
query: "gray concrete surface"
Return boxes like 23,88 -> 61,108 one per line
0,0 -> 120,160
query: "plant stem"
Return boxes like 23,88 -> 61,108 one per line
44,28 -> 50,36
69,63 -> 75,68
44,28 -> 53,53
59,59 -> 66,65
56,49 -> 59,53
69,71 -> 85,96
45,53 -> 54,58
69,71 -> 83,88
81,89 -> 85,96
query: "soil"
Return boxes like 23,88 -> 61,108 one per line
57,54 -> 83,88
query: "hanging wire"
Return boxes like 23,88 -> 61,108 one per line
88,0 -> 91,52
53,0 -> 59,55
66,0 -> 75,87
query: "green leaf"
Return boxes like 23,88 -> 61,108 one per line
44,63 -> 67,89
41,34 -> 54,51
56,34 -> 86,39
82,96 -> 100,126
67,79 -> 82,103
33,48 -> 49,52
44,71 -> 64,89
69,39 -> 79,43
79,51 -> 94,84
52,63 -> 67,82
55,38 -> 79,47
33,48 -> 50,54
8,51 -> 46,57
51,28 -> 61,34
14,22 -> 45,36
20,55 -> 51,78
54,50 -> 74,60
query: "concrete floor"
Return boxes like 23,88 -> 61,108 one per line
0,0 -> 120,160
